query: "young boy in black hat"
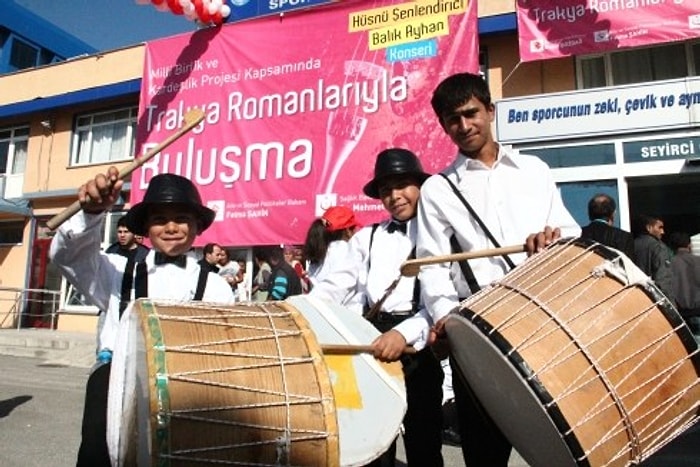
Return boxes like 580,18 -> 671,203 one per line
311,148 -> 444,467
50,166 -> 235,466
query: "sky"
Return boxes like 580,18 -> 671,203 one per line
12,0 -> 199,51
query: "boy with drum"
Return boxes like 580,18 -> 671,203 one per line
50,166 -> 235,466
417,72 -> 580,466
311,148 -> 444,466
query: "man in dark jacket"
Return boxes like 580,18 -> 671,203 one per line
633,214 -> 674,304
580,194 -> 635,261
267,246 -> 303,300
198,242 -> 223,274
667,231 -> 700,341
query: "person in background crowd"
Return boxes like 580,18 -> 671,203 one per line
417,72 -> 580,467
235,259 -> 250,301
580,193 -> 636,261
251,249 -> 272,301
284,245 -> 310,293
268,246 -> 303,300
303,205 -> 361,289
312,148 -> 444,467
218,248 -> 241,292
199,242 -> 223,274
667,231 -> 700,341
106,215 -> 150,260
632,214 -> 674,304
98,216 -> 150,350
50,169 -> 235,466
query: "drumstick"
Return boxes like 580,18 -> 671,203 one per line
321,344 -> 417,355
400,244 -> 526,277
45,108 -> 206,231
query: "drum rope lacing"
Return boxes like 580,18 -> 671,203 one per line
472,242 -> 665,464
151,301 -> 333,465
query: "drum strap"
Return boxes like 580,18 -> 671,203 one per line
119,258 -> 209,316
450,235 -> 481,295
439,173 -> 516,270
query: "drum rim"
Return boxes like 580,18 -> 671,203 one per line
454,304 -> 590,467
571,237 -> 700,370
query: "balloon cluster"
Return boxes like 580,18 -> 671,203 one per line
136,0 -> 231,26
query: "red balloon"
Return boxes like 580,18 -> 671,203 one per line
167,0 -> 184,15
210,11 -> 223,25
151,0 -> 165,5
193,0 -> 211,24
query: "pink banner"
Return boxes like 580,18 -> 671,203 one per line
133,0 -> 478,247
517,0 -> 700,62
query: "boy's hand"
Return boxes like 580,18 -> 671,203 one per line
371,330 -> 407,362
525,225 -> 561,255
79,166 -> 123,214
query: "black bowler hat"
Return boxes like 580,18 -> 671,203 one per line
125,174 -> 216,236
363,148 -> 431,199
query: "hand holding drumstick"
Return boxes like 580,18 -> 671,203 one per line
78,166 -> 122,215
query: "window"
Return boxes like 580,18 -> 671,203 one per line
578,40 -> 699,88
8,37 -> 39,71
0,125 -> 29,198
0,125 -> 29,175
72,107 -> 137,166
0,220 -> 24,245
528,143 -> 616,168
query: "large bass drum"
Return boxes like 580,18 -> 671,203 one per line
107,295 -> 406,466
446,238 -> 700,467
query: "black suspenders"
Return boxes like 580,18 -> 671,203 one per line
119,257 -> 209,316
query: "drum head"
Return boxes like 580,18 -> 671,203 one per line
288,295 -> 406,467
446,313 -> 578,467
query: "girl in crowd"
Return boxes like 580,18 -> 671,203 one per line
303,205 -> 361,289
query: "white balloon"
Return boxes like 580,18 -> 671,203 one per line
207,0 -> 219,15
179,0 -> 191,7
220,5 -> 231,17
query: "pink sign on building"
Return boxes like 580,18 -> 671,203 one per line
133,0 -> 479,246
517,0 -> 700,62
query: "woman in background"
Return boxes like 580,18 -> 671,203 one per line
303,205 -> 361,289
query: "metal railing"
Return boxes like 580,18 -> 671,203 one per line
0,286 -> 61,329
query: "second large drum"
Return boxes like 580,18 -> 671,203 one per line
446,238 -> 700,467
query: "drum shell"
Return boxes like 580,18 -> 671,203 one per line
446,239 -> 700,467
110,300 -> 339,466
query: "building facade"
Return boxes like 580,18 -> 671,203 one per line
0,1 -> 698,332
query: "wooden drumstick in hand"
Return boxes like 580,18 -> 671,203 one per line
45,108 -> 206,230
321,344 -> 417,355
400,244 -> 525,277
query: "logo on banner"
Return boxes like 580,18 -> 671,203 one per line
207,200 -> 226,222
530,39 -> 545,53
315,193 -> 338,217
594,30 -> 610,43
690,14 -> 700,29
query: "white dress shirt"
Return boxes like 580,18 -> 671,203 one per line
311,218 -> 431,349
49,211 -> 236,354
417,145 -> 581,323
307,239 -> 350,287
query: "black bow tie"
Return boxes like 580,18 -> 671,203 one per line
154,252 -> 187,268
387,221 -> 407,235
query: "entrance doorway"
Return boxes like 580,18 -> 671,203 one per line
627,173 -> 700,238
